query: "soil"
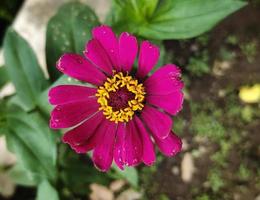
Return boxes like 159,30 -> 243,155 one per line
143,3 -> 260,200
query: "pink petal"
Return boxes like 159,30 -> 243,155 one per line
71,116 -> 110,154
57,53 -> 106,85
123,120 -> 143,167
49,85 -> 97,105
84,39 -> 113,75
133,116 -> 156,166
92,120 -> 117,172
92,25 -> 120,71
50,98 -> 99,129
141,105 -> 172,139
136,41 -> 160,78
145,64 -> 184,95
114,123 -> 126,170
62,112 -> 104,148
118,32 -> 138,72
153,131 -> 182,157
146,92 -> 184,115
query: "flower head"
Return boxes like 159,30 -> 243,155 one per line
49,25 -> 184,171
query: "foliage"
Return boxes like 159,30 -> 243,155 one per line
188,50 -> 210,76
3,28 -> 49,111
240,40 -> 257,63
0,66 -> 9,89
208,169 -> 225,192
190,106 -> 226,141
36,180 -> 59,200
196,194 -> 210,200
237,164 -> 251,181
109,0 -> 246,39
46,2 -> 100,81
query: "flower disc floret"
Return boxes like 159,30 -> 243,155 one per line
96,72 -> 145,123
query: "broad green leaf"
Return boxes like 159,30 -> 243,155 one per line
59,146 -> 110,195
0,66 -> 9,89
113,0 -> 159,22
36,180 -> 59,200
111,0 -> 246,39
6,105 -> 57,183
46,2 -> 99,81
139,0 -> 247,39
108,0 -> 159,33
3,28 -> 48,110
8,164 -> 41,186
0,100 -> 8,136
110,165 -> 138,188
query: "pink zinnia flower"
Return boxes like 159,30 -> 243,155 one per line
49,25 -> 184,171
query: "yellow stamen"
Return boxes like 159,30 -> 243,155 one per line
96,72 -> 145,123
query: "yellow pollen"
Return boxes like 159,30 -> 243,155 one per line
96,72 -> 145,123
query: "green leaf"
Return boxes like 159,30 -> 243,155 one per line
0,100 -> 8,136
46,2 -> 99,81
3,28 -> 48,110
5,105 -> 57,183
0,66 -> 9,89
108,0 -> 158,33
110,165 -> 138,188
59,146 -> 110,195
8,164 -> 41,186
111,0 -> 246,39
36,180 -> 59,200
140,0 -> 247,39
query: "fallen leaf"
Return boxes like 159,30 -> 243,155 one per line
239,84 -> 260,103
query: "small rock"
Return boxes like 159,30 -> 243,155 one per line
190,44 -> 199,52
181,153 -> 195,183
218,89 -> 226,98
116,189 -> 142,200
0,83 -> 15,99
171,166 -> 179,175
183,89 -> 190,100
109,180 -> 126,192
90,183 -> 114,200
0,173 -> 16,198
255,194 -> 260,200
0,137 -> 16,167
212,60 -> 231,76
12,0 -> 111,73
234,193 -> 241,200
181,139 -> 189,151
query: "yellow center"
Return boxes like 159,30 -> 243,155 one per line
96,72 -> 145,123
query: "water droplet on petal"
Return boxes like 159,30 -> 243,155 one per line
51,122 -> 57,128
76,58 -> 83,64
56,107 -> 61,111
59,66 -> 65,71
